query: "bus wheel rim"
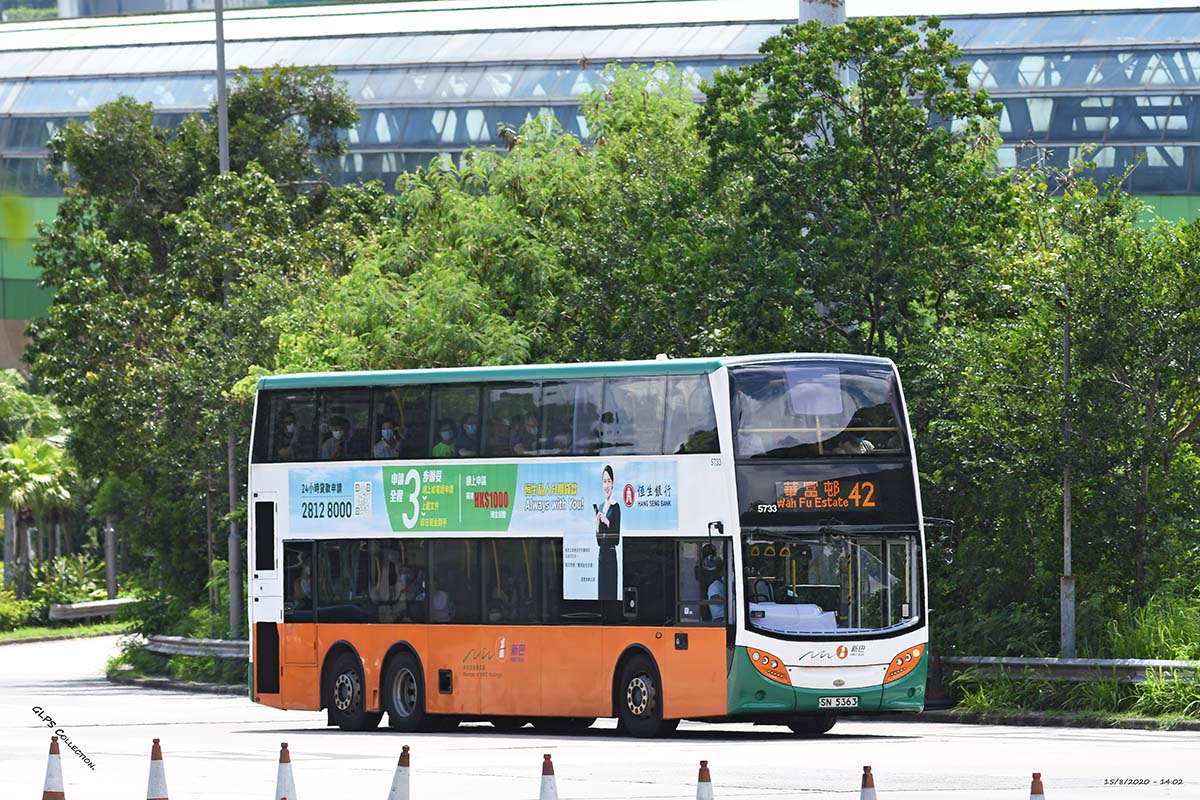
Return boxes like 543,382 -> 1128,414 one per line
626,674 -> 652,716
334,671 -> 360,712
394,667 -> 417,717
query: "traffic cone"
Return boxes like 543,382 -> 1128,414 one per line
1030,772 -> 1046,799
695,760 -> 714,800
275,742 -> 297,800
387,745 -> 410,800
146,738 -> 168,800
859,766 -> 877,800
539,754 -> 558,800
42,735 -> 65,800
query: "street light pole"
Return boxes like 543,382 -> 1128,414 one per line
1061,285 -> 1076,658
214,0 -> 241,640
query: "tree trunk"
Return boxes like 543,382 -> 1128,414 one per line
227,430 -> 243,639
3,508 -> 15,590
16,522 -> 31,599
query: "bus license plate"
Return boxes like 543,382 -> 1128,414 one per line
819,696 -> 858,709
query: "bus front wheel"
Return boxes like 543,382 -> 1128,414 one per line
787,715 -> 837,736
616,654 -> 678,738
382,652 -> 426,732
326,652 -> 383,731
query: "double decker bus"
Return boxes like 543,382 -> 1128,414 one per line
246,354 -> 927,737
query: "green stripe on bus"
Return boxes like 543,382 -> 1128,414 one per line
257,358 -> 725,390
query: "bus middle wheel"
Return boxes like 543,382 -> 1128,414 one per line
326,651 -> 382,731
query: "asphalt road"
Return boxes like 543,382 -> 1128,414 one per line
1,635 -> 1198,799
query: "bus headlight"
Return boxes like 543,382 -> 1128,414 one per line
748,648 -> 791,686
883,644 -> 925,684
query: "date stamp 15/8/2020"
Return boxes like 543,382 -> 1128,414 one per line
1103,778 -> 1184,787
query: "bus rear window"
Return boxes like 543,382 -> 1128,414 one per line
730,363 -> 905,459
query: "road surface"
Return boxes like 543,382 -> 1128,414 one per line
1,636 -> 1197,798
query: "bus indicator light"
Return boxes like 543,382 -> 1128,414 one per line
748,648 -> 791,685
883,644 -> 925,684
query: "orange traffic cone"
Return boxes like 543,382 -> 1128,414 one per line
387,745 -> 410,800
275,742 -> 297,800
1030,772 -> 1046,799
42,736 -> 65,800
146,738 -> 168,800
538,754 -> 558,800
695,760 -> 714,800
859,766 -> 877,800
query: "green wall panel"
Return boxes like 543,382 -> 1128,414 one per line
2,278 -> 51,320
0,238 -> 38,280
1137,195 -> 1200,223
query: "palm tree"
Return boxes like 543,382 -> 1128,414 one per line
0,435 -> 74,598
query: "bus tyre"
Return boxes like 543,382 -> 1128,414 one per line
787,714 -> 837,736
617,655 -> 678,738
326,651 -> 382,731
382,653 -> 426,732
531,716 -> 595,734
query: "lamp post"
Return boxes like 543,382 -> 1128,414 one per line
214,0 -> 241,641
1061,285 -> 1075,658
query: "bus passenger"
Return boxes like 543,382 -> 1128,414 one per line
321,417 -> 365,460
456,414 -> 481,457
373,420 -> 403,459
277,412 -> 308,461
432,420 -> 457,458
510,413 -> 542,456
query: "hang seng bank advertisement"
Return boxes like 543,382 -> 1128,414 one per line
286,460 -> 678,600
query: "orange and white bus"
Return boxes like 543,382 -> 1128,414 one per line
247,355 -> 928,737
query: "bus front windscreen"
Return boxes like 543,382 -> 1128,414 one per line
743,531 -> 921,637
731,362 -> 906,459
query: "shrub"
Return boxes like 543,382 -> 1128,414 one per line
0,588 -> 40,631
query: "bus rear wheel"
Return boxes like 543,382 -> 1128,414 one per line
326,652 -> 383,731
616,654 -> 678,738
787,715 -> 837,736
531,717 -> 595,734
382,653 -> 426,732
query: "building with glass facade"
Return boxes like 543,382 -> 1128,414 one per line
1,1 -> 1198,366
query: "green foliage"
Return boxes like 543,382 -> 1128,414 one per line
0,587 -> 40,631
1103,595 -> 1200,661
30,67 -> 380,597
1132,670 -> 1200,718
28,554 -> 107,607
0,370 -> 62,443
700,16 -> 1017,357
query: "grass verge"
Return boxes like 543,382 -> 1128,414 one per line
0,620 -> 128,643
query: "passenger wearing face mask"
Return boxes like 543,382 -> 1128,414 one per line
321,416 -> 365,460
373,420 -> 403,459
510,412 -> 542,456
432,419 -> 457,458
277,412 -> 309,461
292,558 -> 313,611
456,413 -> 480,457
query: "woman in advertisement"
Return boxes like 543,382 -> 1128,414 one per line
595,464 -> 621,600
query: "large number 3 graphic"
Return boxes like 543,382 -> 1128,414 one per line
401,468 -> 422,529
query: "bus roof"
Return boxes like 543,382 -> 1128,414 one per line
255,353 -> 896,390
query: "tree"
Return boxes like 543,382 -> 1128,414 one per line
0,435 -> 73,598
27,66 -> 379,598
699,16 -> 1018,358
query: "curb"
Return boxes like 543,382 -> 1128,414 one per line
865,709 -> 1200,732
107,673 -> 246,697
0,629 -> 128,647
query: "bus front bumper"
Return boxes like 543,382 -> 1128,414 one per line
726,646 -> 927,717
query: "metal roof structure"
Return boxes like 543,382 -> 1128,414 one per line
1,2 -> 1199,366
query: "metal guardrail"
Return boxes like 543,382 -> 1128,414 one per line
144,635 -> 249,659
48,597 -> 140,622
942,656 -> 1200,684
